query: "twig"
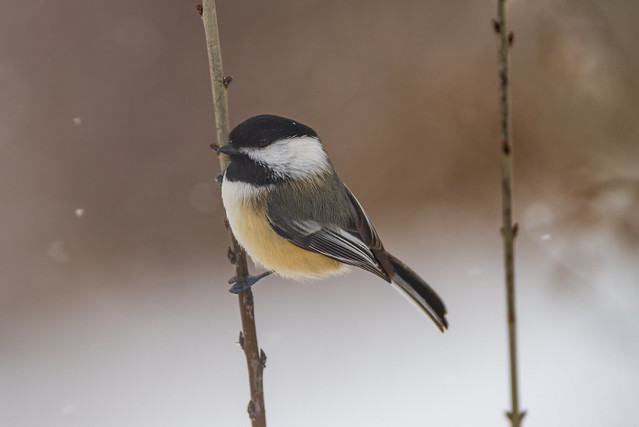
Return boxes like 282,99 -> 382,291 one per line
494,2 -> 525,427
198,2 -> 267,426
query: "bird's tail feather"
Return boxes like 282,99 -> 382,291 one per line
387,253 -> 448,332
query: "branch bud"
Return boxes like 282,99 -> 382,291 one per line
238,331 -> 245,350
492,19 -> 501,34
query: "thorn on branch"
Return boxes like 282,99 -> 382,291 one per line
210,141 -> 220,151
238,331 -> 245,350
500,224 -> 518,238
247,400 -> 257,419
502,139 -> 511,155
224,218 -> 230,231
223,75 -> 234,88
259,349 -> 267,370
228,247 -> 238,264
508,31 -> 515,47
492,19 -> 501,34
195,3 -> 203,16
506,410 -> 527,423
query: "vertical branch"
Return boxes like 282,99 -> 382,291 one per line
198,2 -> 267,426
494,1 -> 525,426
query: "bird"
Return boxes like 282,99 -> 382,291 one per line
217,114 -> 448,331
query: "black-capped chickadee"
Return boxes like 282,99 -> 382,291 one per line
218,115 -> 448,331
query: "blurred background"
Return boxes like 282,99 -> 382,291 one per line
2,0 -> 638,425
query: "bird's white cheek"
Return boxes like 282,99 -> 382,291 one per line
244,136 -> 329,180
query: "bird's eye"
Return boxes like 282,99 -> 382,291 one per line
257,138 -> 269,148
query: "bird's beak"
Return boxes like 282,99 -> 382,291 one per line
217,144 -> 241,156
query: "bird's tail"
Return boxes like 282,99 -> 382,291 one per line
387,253 -> 448,332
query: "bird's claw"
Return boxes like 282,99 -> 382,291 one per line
228,271 -> 273,294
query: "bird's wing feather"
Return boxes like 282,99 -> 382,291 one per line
267,186 -> 389,280
342,186 -> 384,252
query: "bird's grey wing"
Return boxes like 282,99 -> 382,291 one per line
267,194 -> 389,280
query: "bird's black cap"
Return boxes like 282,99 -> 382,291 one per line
229,114 -> 318,149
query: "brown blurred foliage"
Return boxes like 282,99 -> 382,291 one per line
1,0 -> 637,303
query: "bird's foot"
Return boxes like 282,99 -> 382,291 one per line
228,271 -> 273,294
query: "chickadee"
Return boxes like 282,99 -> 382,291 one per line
218,114 -> 448,331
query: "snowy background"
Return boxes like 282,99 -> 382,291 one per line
2,0 -> 638,426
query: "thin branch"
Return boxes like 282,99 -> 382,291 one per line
495,1 -> 525,426
198,2 -> 267,426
